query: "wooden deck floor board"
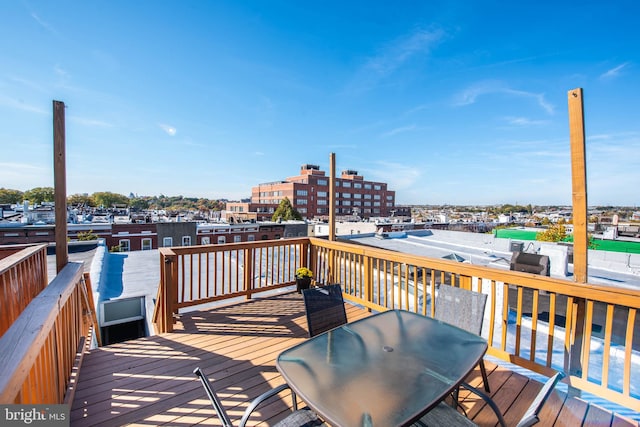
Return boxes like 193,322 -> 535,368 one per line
70,291 -> 638,427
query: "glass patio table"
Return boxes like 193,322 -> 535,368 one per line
276,309 -> 487,427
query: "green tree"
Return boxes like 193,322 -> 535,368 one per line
92,191 -> 129,208
67,193 -> 95,206
0,188 -> 24,204
536,224 -> 567,242
129,197 -> 150,210
272,197 -> 302,221
77,229 -> 99,241
23,187 -> 55,204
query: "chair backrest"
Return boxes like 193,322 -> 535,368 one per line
516,371 -> 565,427
302,284 -> 347,337
434,285 -> 487,335
193,367 -> 233,427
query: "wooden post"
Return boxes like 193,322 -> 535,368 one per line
567,88 -> 588,390
329,153 -> 336,242
328,153 -> 336,283
568,88 -> 588,283
53,100 -> 68,273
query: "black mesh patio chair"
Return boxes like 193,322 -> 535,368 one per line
434,285 -> 490,392
193,367 -> 325,427
412,371 -> 565,427
302,284 -> 348,337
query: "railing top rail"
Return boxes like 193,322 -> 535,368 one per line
0,244 -> 47,275
165,237 -> 310,255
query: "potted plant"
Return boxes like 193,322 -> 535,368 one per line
295,267 -> 313,293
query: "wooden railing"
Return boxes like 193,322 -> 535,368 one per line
153,239 -> 309,333
0,244 -> 48,337
0,262 -> 99,404
154,237 -> 640,412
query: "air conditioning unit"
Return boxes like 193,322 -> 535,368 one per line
510,241 -> 524,252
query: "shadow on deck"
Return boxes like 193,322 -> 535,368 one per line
70,292 -> 639,426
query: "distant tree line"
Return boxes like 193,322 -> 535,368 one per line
0,187 -> 228,212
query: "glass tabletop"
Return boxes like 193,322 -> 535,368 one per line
276,309 -> 487,427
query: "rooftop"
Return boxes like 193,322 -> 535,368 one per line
69,292 -> 638,426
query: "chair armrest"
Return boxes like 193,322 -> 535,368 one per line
459,382 -> 507,427
239,383 -> 296,427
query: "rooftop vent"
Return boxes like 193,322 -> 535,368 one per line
301,164 -> 320,170
342,169 -> 359,176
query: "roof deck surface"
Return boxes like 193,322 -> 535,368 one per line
70,292 -> 638,426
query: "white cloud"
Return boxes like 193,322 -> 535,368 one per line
347,27 -> 446,94
365,28 -> 445,77
600,62 -> 629,80
453,81 -> 555,114
503,116 -> 550,127
380,125 -> 417,138
159,123 -> 177,136
0,162 -> 51,188
363,161 -> 421,190
0,95 -> 48,115
69,116 -> 113,128
31,13 -> 59,36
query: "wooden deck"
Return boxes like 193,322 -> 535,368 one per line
70,292 -> 639,427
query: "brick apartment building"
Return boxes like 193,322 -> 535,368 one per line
247,164 -> 397,221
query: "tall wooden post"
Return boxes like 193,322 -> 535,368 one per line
329,153 -> 336,242
568,88 -> 588,283
53,100 -> 68,273
567,88 -> 588,387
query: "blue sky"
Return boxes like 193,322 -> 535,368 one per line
1,1 -> 638,206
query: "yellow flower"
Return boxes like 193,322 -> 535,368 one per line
295,267 -> 313,279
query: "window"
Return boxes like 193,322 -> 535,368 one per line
247,235 -> 255,241
217,236 -> 226,244
364,201 -> 371,207
386,202 -> 393,207
119,239 -> 130,252
354,183 -> 362,189
296,199 -> 308,204
182,236 -> 191,246
353,193 -> 362,199
353,201 -> 362,206
234,235 -> 242,243
364,194 -> 372,199
317,199 -> 327,205
374,194 -> 381,200
342,193 -> 351,198
298,207 -> 307,213
162,237 -> 173,247
342,181 -> 351,188
317,191 -> 327,197
364,184 -> 372,189
261,234 -> 269,240
201,237 -> 211,245
296,189 -> 308,196
317,179 -> 328,186
142,238 -> 152,250
343,200 -> 351,206
374,185 -> 382,190
387,195 -> 393,200
374,208 -> 381,214
374,202 -> 381,207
